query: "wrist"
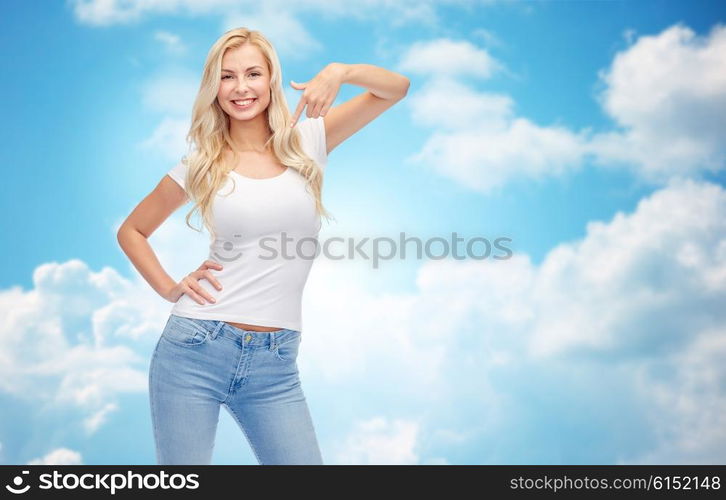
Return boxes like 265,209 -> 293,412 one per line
159,280 -> 176,302
329,62 -> 350,83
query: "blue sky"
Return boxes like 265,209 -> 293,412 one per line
1,0 -> 724,465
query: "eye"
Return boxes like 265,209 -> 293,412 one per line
249,72 -> 261,77
221,75 -> 232,80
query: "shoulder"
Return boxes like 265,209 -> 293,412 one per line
167,157 -> 188,189
295,117 -> 327,167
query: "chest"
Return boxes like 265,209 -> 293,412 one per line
211,169 -> 321,238
226,150 -> 287,179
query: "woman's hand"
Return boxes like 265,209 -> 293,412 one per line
290,62 -> 346,127
164,260 -> 223,305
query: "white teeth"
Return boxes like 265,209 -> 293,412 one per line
233,99 -> 255,106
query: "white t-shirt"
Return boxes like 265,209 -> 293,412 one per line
166,117 -> 327,332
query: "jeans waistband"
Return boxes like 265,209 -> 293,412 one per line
169,314 -> 299,348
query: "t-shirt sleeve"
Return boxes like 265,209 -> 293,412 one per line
297,116 -> 328,170
166,159 -> 188,190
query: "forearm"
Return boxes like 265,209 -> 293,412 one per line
117,226 -> 176,301
335,63 -> 410,100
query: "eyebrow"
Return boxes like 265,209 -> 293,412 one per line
221,66 -> 263,73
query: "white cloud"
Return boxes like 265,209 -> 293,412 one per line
619,325 -> 726,464
27,448 -> 83,465
399,38 -> 504,79
0,211 -> 209,442
154,30 -> 187,54
301,178 -> 726,463
590,23 -> 726,181
136,69 -> 198,161
69,0 -> 322,59
408,112 -> 589,194
404,24 -> 726,193
471,27 -> 505,49
84,402 -> 120,434
69,0 -> 239,26
334,417 -> 421,464
68,0 -> 486,29
140,71 -> 198,116
2,177 -> 723,462
400,39 -> 590,193
529,178 -> 726,358
138,116 -> 191,161
221,7 -> 323,59
408,77 -> 514,131
0,261 -> 154,414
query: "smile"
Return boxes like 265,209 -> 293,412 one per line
231,98 -> 257,109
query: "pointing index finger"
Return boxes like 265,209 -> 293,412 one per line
291,97 -> 306,127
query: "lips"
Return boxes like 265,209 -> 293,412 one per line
231,98 -> 257,109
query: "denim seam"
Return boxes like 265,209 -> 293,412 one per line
274,336 -> 301,361
161,327 -> 209,348
149,336 -> 162,464
222,344 -> 251,403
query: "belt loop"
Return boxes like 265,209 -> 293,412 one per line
269,330 -> 277,351
210,321 -> 224,340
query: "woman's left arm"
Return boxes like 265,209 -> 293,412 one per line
335,63 -> 410,101
290,63 -> 410,155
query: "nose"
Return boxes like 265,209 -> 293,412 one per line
235,76 -> 253,94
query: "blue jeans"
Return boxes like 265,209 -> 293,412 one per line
149,314 -> 323,465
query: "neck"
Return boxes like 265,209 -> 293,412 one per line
228,112 -> 271,153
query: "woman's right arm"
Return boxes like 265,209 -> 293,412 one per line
116,175 -> 221,304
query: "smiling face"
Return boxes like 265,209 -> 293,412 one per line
217,43 -> 271,121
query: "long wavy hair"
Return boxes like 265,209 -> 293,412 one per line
180,27 -> 334,241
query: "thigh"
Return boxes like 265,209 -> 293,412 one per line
224,382 -> 323,465
148,316 -> 223,465
223,334 -> 323,465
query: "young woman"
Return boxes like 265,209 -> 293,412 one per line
116,27 -> 409,465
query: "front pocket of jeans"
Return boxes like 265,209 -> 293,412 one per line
274,334 -> 301,361
162,316 -> 210,347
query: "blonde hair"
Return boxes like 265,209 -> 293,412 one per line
180,27 -> 334,241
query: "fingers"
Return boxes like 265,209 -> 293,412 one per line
291,72 -> 340,124
319,99 -> 332,117
182,275 -> 217,305
314,98 -> 331,118
293,98 -> 331,124
203,269 -> 223,291
201,260 -> 223,271
183,261 -> 223,305
309,99 -> 322,118
291,97 -> 307,128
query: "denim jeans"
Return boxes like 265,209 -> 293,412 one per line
149,314 -> 323,465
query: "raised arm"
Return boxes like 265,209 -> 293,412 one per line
290,62 -> 410,154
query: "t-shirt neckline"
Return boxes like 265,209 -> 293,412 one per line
229,166 -> 290,181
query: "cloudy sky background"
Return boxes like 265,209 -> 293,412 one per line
1,0 -> 724,464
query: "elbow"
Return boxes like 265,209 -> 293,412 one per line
116,222 -> 135,247
116,224 -> 127,248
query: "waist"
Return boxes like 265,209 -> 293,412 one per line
224,320 -> 284,332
